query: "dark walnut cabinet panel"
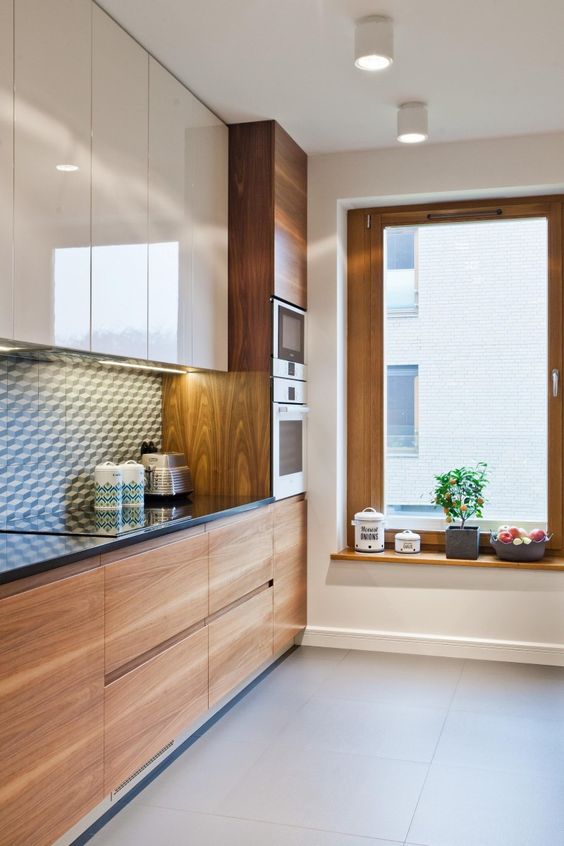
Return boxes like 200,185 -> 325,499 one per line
229,120 -> 307,372
0,566 -> 104,846
273,496 -> 307,651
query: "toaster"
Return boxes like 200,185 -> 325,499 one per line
141,452 -> 194,497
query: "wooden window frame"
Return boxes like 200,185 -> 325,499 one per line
347,196 -> 564,551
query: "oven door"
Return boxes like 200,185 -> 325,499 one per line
272,402 -> 308,499
273,299 -> 306,380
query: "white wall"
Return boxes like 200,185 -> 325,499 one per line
306,131 -> 564,664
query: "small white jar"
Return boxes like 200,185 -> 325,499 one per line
94,462 -> 123,511
351,508 -> 385,553
394,529 -> 421,554
119,460 -> 145,508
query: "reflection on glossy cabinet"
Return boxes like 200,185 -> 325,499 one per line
148,59 -> 227,370
0,567 -> 104,846
91,5 -> 148,359
13,0 -> 91,349
0,0 -> 13,340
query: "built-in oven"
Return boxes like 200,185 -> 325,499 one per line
272,298 -> 306,381
272,379 -> 308,500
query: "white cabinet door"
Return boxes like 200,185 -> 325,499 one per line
188,98 -> 228,371
148,59 -> 191,366
13,0 -> 91,349
0,0 -> 13,341
148,61 -> 227,370
91,5 -> 148,359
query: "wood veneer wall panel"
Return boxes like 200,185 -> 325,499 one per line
273,497 -> 307,651
104,626 -> 208,793
104,533 -> 209,675
228,120 -> 274,371
162,370 -> 271,498
274,123 -> 307,309
0,568 -> 104,846
208,506 -> 273,613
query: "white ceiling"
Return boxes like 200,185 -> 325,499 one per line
97,0 -> 564,155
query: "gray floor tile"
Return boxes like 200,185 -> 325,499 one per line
253,646 -> 350,700
136,734 -> 266,814
434,708 -> 564,776
219,742 -> 428,842
276,695 -> 447,762
85,804 -> 184,846
452,659 -> 564,719
408,763 -> 564,846
317,650 -> 463,708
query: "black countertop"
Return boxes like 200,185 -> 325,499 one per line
0,495 -> 274,585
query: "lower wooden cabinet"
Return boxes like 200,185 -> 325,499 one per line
0,567 -> 104,846
104,625 -> 208,792
209,587 -> 274,706
273,497 -> 307,651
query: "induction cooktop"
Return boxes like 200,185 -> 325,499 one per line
0,498 -> 194,538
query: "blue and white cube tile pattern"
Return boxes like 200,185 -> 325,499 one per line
0,354 -> 162,515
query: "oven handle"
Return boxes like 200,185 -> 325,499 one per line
275,405 -> 310,415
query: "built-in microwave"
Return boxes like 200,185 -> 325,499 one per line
272,393 -> 308,499
272,298 -> 306,381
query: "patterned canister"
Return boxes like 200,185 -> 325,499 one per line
351,508 -> 385,553
119,460 -> 145,508
94,461 -> 123,511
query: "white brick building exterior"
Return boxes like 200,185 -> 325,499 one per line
385,217 -> 547,524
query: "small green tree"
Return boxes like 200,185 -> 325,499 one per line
433,463 -> 488,528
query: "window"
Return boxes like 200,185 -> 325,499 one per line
385,227 -> 418,314
347,199 -> 563,546
387,365 -> 418,454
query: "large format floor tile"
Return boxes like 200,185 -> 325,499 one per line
451,659 -> 564,719
317,649 -> 464,708
276,695 -> 447,762
407,763 -> 564,846
218,742 -> 428,842
434,708 -> 564,776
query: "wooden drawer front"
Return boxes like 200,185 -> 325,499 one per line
0,569 -> 104,846
273,498 -> 307,652
105,533 -> 208,674
208,506 -> 273,614
209,587 -> 273,706
104,626 -> 208,792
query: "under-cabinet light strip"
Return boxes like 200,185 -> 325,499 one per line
97,360 -> 189,375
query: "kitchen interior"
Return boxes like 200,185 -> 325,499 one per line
2,2 -> 564,846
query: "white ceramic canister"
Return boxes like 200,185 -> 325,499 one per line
394,529 -> 421,554
119,460 -> 145,508
94,461 -> 123,511
351,507 -> 385,553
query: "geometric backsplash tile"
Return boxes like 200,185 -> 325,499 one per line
0,353 -> 162,515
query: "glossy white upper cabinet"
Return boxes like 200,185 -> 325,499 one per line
148,59 -> 227,370
188,96 -> 228,371
91,5 -> 148,359
148,59 -> 190,366
13,0 -> 91,349
0,0 -> 13,341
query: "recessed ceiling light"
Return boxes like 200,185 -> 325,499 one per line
98,359 -> 188,375
354,16 -> 393,71
397,102 -> 428,144
56,163 -> 79,172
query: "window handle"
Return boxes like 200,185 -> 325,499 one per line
552,368 -> 560,398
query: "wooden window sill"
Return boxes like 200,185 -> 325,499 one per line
331,548 -> 564,572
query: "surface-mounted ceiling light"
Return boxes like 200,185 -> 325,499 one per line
397,102 -> 428,143
354,16 -> 394,71
98,360 -> 189,375
56,163 -> 79,172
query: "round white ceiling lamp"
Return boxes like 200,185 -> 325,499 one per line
354,15 -> 394,71
397,102 -> 428,143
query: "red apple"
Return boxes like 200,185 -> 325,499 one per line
507,527 -> 521,539
529,528 -> 547,543
497,531 -> 513,544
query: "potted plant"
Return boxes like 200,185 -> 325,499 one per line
433,463 -> 488,560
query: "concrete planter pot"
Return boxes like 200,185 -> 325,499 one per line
445,525 -> 480,560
